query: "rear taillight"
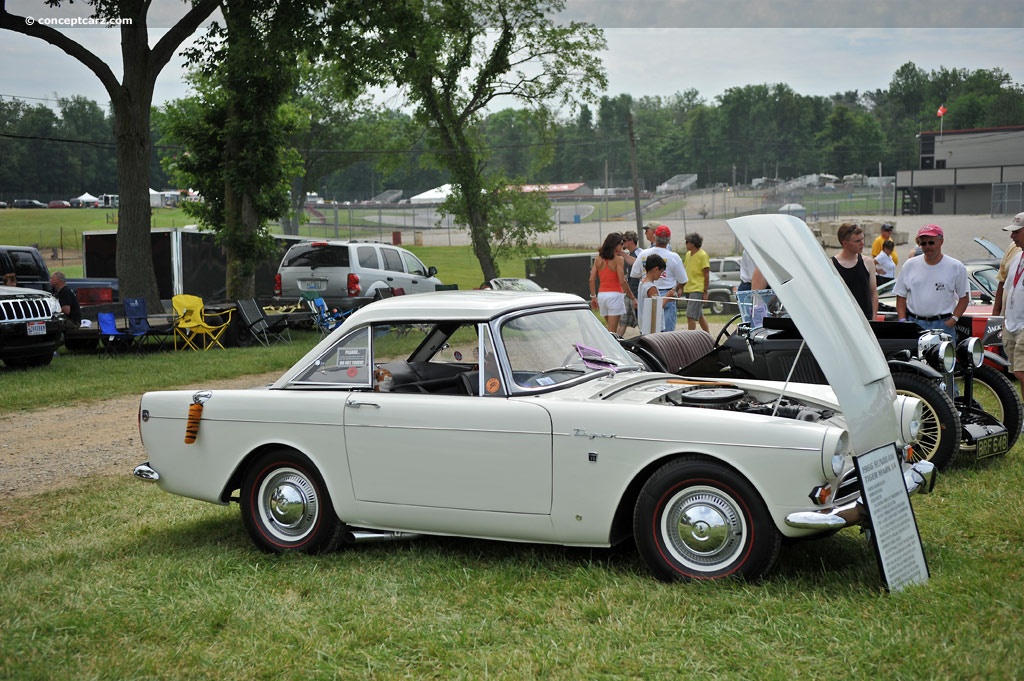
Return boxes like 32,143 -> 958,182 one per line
347,273 -> 360,297
274,273 -> 282,296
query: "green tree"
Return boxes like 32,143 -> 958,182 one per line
327,0 -> 606,279
162,0 -> 314,299
1,0 -> 219,311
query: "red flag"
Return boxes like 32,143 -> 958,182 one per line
937,104 -> 948,117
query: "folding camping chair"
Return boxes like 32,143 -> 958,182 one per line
306,297 -> 347,337
236,298 -> 291,346
97,312 -> 143,357
172,294 -> 234,350
122,297 -> 171,351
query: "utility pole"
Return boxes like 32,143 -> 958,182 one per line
628,111 -> 644,245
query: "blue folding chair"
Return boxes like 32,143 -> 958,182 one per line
97,312 -> 143,357
306,297 -> 347,337
123,297 -> 171,351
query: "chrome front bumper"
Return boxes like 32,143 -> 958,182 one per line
133,462 -> 160,482
784,460 -> 936,530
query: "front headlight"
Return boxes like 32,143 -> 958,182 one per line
895,394 -> 925,447
957,336 -> 984,368
919,332 -> 955,373
821,429 -> 850,481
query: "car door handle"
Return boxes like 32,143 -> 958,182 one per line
349,400 -> 381,409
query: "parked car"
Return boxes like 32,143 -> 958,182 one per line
274,239 -> 442,311
0,283 -> 64,368
11,199 -> 47,209
708,256 -> 742,283
705,271 -> 738,315
486,277 -> 546,292
0,201 -> 8,209
134,214 -> 935,583
47,200 -> 71,209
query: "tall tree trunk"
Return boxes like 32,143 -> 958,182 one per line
112,31 -> 163,312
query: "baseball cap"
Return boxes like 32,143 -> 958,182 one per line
917,224 -> 944,239
654,225 -> 671,239
1002,211 -> 1024,232
881,222 -> 894,231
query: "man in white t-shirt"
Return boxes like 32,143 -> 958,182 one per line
998,212 -> 1024,399
630,225 -> 687,331
894,223 -> 969,343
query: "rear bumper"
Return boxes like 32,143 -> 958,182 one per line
784,460 -> 936,530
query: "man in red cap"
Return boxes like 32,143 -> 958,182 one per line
997,212 -> 1024,399
894,223 -> 969,342
629,224 -> 687,331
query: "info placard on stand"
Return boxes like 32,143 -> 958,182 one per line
855,444 -> 929,592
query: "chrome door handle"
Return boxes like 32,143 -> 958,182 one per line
349,400 -> 381,408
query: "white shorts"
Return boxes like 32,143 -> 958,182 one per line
597,291 -> 626,316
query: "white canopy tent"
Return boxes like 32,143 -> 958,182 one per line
73,192 -> 99,203
410,184 -> 453,204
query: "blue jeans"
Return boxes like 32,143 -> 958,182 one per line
659,290 -> 677,331
910,316 -> 956,345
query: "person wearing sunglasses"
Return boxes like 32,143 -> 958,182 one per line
893,224 -> 969,343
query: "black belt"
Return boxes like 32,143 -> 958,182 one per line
909,312 -> 952,322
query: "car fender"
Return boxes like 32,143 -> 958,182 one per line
887,357 -> 945,381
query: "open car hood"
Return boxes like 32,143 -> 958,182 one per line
728,214 -> 898,454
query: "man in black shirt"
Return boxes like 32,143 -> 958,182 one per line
49,271 -> 81,326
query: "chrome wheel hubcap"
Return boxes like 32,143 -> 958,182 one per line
259,467 -> 319,542
663,486 -> 745,569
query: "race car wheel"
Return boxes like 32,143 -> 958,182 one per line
892,372 -> 961,470
634,457 -> 781,582
957,364 -> 1023,448
241,449 -> 344,554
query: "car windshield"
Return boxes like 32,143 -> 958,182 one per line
499,308 -> 641,389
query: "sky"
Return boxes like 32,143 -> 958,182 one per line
0,0 -> 1021,112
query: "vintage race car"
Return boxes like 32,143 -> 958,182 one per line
134,214 -> 935,582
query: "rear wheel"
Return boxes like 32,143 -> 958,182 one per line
892,372 -> 961,470
240,449 -> 344,554
956,364 -> 1023,448
633,457 -> 781,582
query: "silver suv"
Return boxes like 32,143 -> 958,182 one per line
274,240 -> 442,310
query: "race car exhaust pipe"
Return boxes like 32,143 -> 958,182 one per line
344,530 -> 423,544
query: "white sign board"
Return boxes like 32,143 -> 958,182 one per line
855,444 -> 929,592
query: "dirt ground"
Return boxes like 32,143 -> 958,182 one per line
0,371 -> 281,509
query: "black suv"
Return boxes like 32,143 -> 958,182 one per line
1,250 -> 64,368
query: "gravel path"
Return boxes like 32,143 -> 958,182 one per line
0,371 -> 281,508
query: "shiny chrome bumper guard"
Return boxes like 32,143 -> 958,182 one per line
784,460 -> 936,530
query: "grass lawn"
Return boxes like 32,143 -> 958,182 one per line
2,337 -> 1024,678
1,448 -> 1022,679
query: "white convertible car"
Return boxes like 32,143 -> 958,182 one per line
134,215 -> 935,582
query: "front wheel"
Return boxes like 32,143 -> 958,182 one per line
706,295 -> 728,316
957,364 -> 1023,448
633,457 -> 781,582
240,449 -> 344,554
892,372 -> 961,470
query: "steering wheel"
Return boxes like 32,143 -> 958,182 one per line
714,314 -> 742,347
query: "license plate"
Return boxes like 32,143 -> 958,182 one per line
26,321 -> 46,336
976,431 -> 1009,459
301,280 -> 325,291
